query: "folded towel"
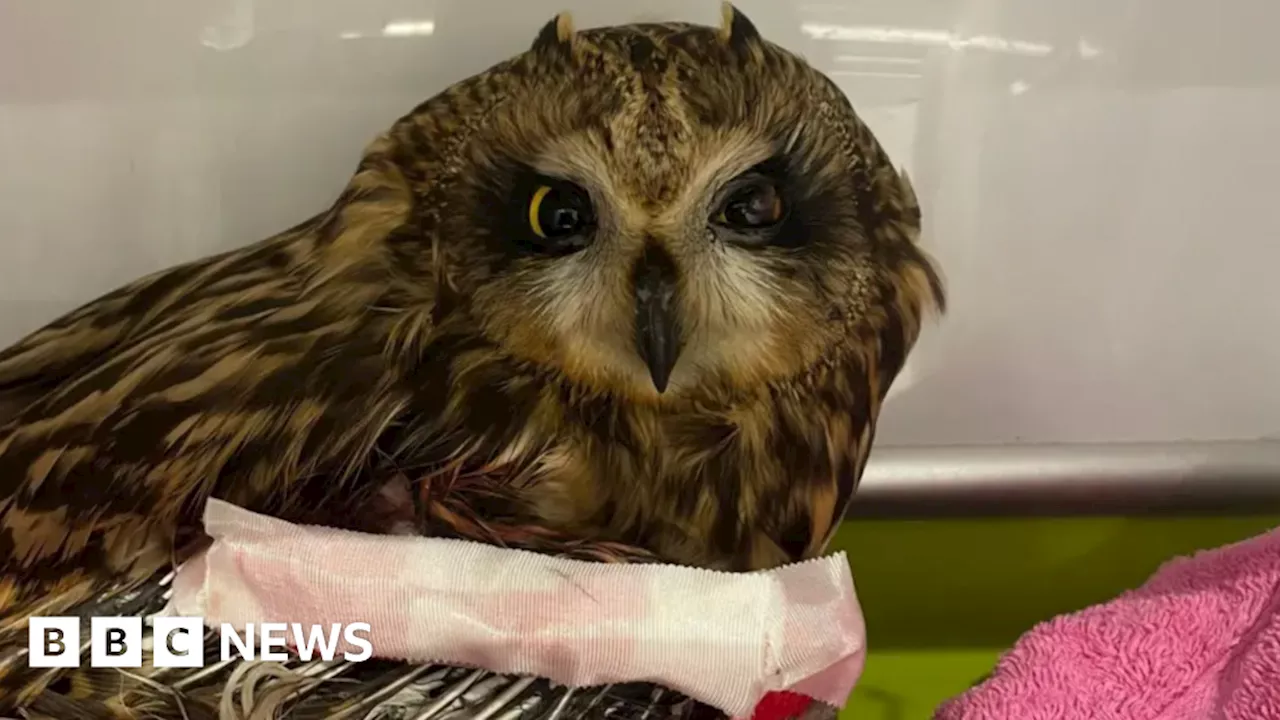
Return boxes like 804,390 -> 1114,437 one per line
935,526 -> 1280,720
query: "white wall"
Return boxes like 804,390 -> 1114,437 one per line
2,0 -> 1278,456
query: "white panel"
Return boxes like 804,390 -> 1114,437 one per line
1,0 -> 1277,448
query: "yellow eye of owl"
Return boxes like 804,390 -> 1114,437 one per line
715,180 -> 785,229
528,182 -> 592,242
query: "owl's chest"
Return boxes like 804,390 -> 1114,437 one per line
516,402 -> 857,570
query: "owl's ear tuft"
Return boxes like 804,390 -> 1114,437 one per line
719,3 -> 761,54
532,12 -> 577,57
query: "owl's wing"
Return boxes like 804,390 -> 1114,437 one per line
0,136 -> 422,635
0,230 -> 422,625
0,264 -> 202,424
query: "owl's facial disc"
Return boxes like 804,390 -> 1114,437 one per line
632,244 -> 682,393
449,17 -> 946,403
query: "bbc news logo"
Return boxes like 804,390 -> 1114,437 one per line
28,617 -> 373,668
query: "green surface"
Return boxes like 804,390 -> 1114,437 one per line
827,514 -> 1280,719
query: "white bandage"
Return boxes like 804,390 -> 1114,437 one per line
170,499 -> 866,717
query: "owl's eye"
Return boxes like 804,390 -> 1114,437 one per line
713,179 -> 786,230
526,181 -> 594,253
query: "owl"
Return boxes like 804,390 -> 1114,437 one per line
0,4 -> 943,716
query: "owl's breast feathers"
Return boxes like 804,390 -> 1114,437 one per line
391,319 -> 892,573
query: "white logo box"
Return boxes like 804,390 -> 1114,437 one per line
28,616 -> 205,668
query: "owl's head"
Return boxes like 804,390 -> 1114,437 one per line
387,4 -> 943,406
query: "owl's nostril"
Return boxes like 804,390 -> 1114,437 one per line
632,244 -> 682,393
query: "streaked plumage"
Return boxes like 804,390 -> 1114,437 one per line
0,5 -> 943,717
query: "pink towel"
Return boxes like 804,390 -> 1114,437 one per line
936,526 -> 1280,720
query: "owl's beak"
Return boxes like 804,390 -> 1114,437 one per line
633,245 -> 682,393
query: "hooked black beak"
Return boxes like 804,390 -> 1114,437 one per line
633,245 -> 682,393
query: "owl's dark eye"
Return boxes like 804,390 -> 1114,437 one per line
526,180 -> 594,253
713,179 -> 786,230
